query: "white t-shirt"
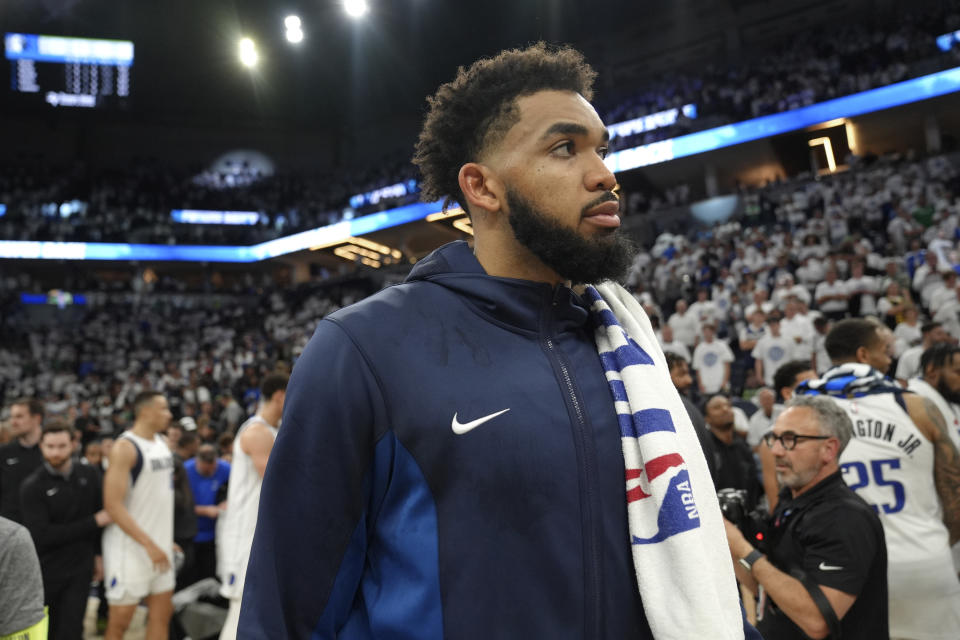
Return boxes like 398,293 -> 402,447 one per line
689,300 -> 719,329
814,281 -> 849,314
659,339 -> 691,362
893,322 -> 922,358
845,275 -> 878,315
895,346 -> 923,381
669,311 -> 700,349
781,315 -> 815,361
746,405 -> 783,447
692,339 -> 735,394
751,335 -> 795,386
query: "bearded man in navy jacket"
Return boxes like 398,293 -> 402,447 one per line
239,43 -> 760,640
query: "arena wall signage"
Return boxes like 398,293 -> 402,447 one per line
4,65 -> 960,263
604,65 -> 960,172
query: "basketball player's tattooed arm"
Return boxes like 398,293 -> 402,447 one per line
918,397 -> 960,545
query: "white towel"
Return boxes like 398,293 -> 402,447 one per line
586,283 -> 744,640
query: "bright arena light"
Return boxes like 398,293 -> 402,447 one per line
344,0 -> 369,18
238,37 -> 258,68
284,16 -> 304,43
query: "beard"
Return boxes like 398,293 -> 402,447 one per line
506,187 -> 637,285
938,378 -> 960,405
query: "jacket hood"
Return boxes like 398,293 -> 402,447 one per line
404,240 -> 590,333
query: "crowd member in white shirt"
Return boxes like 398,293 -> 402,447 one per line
743,288 -> 775,319
738,310 -> 766,355
688,287 -> 719,333
797,254 -> 824,291
770,273 -> 811,309
913,251 -> 947,310
658,324 -> 691,362
780,297 -> 815,362
892,306 -> 923,357
668,299 -> 700,350
934,283 -> 960,341
751,314 -> 795,387
811,315 -> 832,375
878,281 -> 913,334
814,267 -> 849,320
745,387 -> 779,449
929,270 -> 959,317
845,261 -> 878,317
896,321 -> 954,383
887,207 -> 923,255
692,322 -> 734,395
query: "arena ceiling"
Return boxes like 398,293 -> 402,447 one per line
0,0 -> 667,129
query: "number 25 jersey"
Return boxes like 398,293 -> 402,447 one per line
836,392 -> 960,640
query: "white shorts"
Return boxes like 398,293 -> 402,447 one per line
105,566 -> 175,605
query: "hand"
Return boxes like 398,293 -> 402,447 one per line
94,509 -> 112,527
145,542 -> 171,573
722,517 -> 752,558
93,555 -> 104,582
201,505 -> 220,518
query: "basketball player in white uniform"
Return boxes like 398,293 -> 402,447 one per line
102,391 -> 176,640
219,373 -> 287,640
799,319 -> 960,640
905,342 -> 960,572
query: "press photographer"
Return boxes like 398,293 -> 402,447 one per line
723,395 -> 887,639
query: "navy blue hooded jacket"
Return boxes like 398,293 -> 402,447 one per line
240,241 -> 759,639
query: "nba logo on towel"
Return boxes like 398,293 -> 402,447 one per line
624,411 -> 701,544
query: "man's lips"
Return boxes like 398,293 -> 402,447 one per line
583,200 -> 621,227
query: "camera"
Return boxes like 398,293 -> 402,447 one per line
717,488 -> 770,552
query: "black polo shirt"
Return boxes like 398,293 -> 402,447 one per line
0,440 -> 43,524
19,462 -> 102,588
759,471 -> 888,640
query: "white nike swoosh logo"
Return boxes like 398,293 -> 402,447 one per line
46,488 -> 58,496
819,562 -> 843,571
452,408 -> 510,435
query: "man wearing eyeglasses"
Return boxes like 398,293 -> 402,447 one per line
723,395 -> 888,640
796,318 -> 960,639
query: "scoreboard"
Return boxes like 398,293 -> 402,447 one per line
5,33 -> 133,108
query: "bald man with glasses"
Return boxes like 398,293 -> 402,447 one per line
724,395 -> 887,640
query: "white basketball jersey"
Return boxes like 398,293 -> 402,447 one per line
219,415 -> 276,599
905,378 -> 960,573
103,431 -> 175,570
836,392 -> 960,639
907,378 -> 960,451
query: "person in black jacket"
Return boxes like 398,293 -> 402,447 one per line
20,419 -> 112,640
705,394 -> 762,510
0,397 -> 45,523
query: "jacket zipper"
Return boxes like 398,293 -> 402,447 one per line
543,287 -> 602,639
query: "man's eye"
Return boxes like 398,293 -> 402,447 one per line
598,146 -> 609,159
552,141 -> 575,156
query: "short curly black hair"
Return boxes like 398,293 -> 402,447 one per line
413,42 -> 597,213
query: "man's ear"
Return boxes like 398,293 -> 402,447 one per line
855,345 -> 870,365
458,163 -> 503,216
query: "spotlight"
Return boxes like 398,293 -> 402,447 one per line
238,37 -> 258,68
284,15 -> 304,43
344,0 -> 369,18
